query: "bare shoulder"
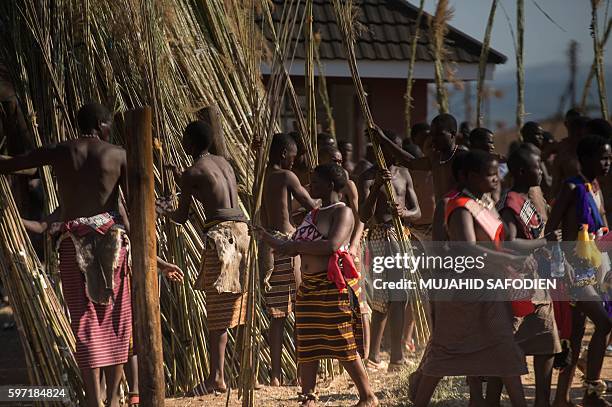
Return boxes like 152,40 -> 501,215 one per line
181,164 -> 200,181
359,165 -> 376,181
398,166 -> 412,178
334,205 -> 353,220
106,143 -> 126,159
280,168 -> 300,183
448,205 -> 470,222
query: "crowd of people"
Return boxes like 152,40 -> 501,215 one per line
0,103 -> 611,407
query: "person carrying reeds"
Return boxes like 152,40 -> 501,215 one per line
260,133 -> 317,386
158,118 -> 249,394
357,129 -> 421,373
0,103 -> 145,407
257,163 -> 378,407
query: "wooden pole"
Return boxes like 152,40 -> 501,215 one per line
125,106 -> 165,406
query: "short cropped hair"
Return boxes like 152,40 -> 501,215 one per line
77,103 -> 111,134
577,134 -> 611,167
184,120 -> 214,153
431,113 -> 458,133
469,127 -> 493,146
270,133 -> 297,160
507,144 -> 537,174
462,150 -> 497,176
314,162 -> 347,192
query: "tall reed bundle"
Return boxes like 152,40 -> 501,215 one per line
0,0 -> 313,399
516,0 -> 526,130
404,0 -> 426,139
259,0 -> 317,171
314,33 -> 336,138
430,0 -> 452,114
476,0 -> 498,128
305,0 -> 317,155
590,0 -> 609,120
331,0 -> 430,343
581,18 -> 612,111
0,175 -> 84,404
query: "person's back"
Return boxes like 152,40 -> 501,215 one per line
262,168 -> 296,233
0,103 -> 126,223
0,102 -> 139,407
262,133 -> 315,234
187,154 -> 238,216
54,138 -> 125,221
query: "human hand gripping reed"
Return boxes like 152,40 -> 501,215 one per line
157,258 -> 185,283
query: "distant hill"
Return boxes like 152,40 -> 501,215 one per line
442,62 -> 612,130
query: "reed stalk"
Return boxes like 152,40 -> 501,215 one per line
431,0 -> 452,114
0,175 -> 84,404
314,33 -> 336,138
581,18 -> 611,111
590,0 -> 609,119
404,0 -> 425,139
516,0 -> 525,130
476,0 -> 498,128
331,0 -> 429,343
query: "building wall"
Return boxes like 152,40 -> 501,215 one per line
365,78 -> 428,137
267,75 -> 428,160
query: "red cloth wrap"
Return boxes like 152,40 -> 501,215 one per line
328,250 -> 360,290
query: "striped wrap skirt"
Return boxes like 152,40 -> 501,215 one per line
58,238 -> 132,369
200,243 -> 248,331
295,271 -> 364,363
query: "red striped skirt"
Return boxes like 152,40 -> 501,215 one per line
59,238 -> 132,369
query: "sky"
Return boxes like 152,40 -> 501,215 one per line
418,0 -> 611,73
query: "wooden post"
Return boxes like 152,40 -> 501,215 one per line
125,107 -> 165,406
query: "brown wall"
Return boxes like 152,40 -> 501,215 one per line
365,77 -> 428,137
267,75 -> 428,160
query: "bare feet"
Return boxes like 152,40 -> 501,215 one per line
551,400 -> 576,407
269,377 -> 281,387
188,379 -> 227,396
583,392 -> 611,407
407,370 -> 421,403
364,359 -> 387,372
354,395 -> 379,406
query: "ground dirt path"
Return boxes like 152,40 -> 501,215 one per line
0,304 -> 610,406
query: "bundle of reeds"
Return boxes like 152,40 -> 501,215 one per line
581,18 -> 611,111
516,0 -> 525,130
314,33 -> 336,138
0,0 -> 313,399
331,0 -> 430,343
476,0 -> 499,128
404,0 -> 426,138
305,0 -> 317,155
590,0 -> 609,120
0,175 -> 84,404
430,0 -> 452,114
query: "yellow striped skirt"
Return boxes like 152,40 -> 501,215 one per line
295,271 -> 363,363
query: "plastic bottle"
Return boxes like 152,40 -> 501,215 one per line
550,241 -> 565,278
